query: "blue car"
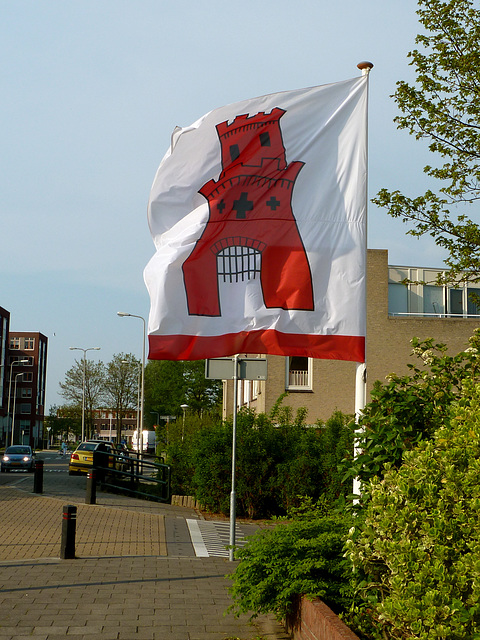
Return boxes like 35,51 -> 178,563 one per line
1,445 -> 35,472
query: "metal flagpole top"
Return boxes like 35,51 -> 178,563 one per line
357,61 -> 374,75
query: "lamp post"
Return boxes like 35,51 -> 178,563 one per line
6,359 -> 28,445
180,404 -> 188,442
69,347 -> 101,442
117,312 -> 146,454
11,372 -> 25,446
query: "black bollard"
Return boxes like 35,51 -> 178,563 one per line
85,470 -> 96,504
33,459 -> 44,494
60,504 -> 77,559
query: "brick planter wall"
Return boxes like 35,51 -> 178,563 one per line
286,597 -> 360,640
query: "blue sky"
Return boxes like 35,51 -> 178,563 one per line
1,0 -> 444,409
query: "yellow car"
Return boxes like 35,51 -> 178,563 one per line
68,440 -> 116,476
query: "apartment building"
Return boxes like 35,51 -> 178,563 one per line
223,249 -> 480,423
0,307 -> 10,423
92,408 -> 137,444
6,331 -> 48,448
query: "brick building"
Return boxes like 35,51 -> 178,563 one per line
223,249 -> 480,423
0,307 -> 10,424
92,408 -> 137,444
4,331 -> 48,448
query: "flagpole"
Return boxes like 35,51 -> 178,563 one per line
353,61 -> 373,498
229,354 -> 239,561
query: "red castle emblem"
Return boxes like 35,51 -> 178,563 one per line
182,107 -> 314,316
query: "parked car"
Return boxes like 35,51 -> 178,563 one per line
1,445 -> 35,472
68,440 -> 116,476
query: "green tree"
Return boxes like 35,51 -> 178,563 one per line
59,359 -> 105,439
183,360 -> 221,415
373,0 -> 480,284
144,360 -> 186,427
44,404 -> 81,444
144,359 -> 221,429
103,353 -> 140,442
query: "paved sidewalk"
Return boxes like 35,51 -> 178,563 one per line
0,483 -> 290,639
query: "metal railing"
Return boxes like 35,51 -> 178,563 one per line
92,449 -> 171,503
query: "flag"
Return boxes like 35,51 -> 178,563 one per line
145,75 -> 368,363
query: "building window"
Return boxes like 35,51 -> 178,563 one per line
449,289 -> 463,315
423,285 -> 445,315
286,357 -> 312,390
467,288 -> 480,316
24,337 -> 35,350
23,373 -> 33,382
9,337 -> 20,350
21,388 -> 32,398
20,403 -> 31,414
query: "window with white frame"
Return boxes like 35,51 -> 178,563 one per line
389,266 -> 480,318
9,337 -> 20,350
285,356 -> 312,390
24,337 -> 35,350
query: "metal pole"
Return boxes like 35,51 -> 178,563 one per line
353,61 -> 373,499
6,360 -> 28,446
69,348 -> 100,442
81,355 -> 86,442
117,313 -> 146,455
229,354 -> 239,562
11,372 -> 24,446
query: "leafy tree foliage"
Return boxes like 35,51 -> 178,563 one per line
59,358 -> 105,438
44,404 -> 81,443
58,353 -> 139,440
171,403 -> 353,518
343,330 -> 480,498
346,380 -> 480,639
227,333 -> 480,631
104,353 -> 140,442
373,0 -> 480,283
144,359 -> 221,429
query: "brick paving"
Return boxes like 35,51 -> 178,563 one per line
0,483 -> 290,640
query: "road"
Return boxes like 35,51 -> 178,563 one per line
0,450 -> 260,558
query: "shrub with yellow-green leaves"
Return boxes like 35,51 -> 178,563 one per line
346,380 -> 480,640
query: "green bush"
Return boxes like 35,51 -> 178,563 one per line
185,404 -> 353,518
166,439 -> 194,496
346,380 -> 480,640
229,498 -> 354,621
342,331 -> 480,499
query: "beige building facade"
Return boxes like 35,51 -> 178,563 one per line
223,249 -> 480,424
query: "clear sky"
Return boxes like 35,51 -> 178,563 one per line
1,0 -> 445,410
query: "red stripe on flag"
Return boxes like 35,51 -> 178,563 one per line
148,331 -> 365,363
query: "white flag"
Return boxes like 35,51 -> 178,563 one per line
145,76 -> 368,362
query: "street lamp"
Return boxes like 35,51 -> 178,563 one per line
117,312 -> 146,454
69,347 -> 101,442
11,372 -> 25,446
6,359 -> 29,445
180,404 -> 188,442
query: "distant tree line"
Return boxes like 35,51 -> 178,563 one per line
47,356 -> 222,444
